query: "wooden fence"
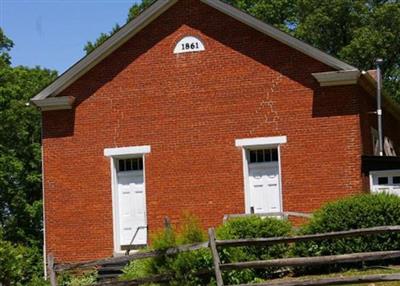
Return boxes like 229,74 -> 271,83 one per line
48,225 -> 400,286
222,211 -> 312,222
48,242 -> 210,286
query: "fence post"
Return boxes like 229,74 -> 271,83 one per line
208,228 -> 224,286
47,253 -> 58,286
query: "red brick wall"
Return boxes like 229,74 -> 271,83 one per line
42,0 -> 365,262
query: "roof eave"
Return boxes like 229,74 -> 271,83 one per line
31,0 -> 178,102
312,70 -> 361,86
31,0 -> 357,102
359,71 -> 400,121
31,96 -> 75,111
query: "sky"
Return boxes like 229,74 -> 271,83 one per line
1,0 -> 141,73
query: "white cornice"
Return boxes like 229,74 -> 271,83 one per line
31,96 -> 75,111
312,70 -> 361,87
104,146 -> 151,157
235,136 -> 287,148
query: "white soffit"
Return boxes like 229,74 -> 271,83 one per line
104,146 -> 151,157
312,70 -> 361,87
235,136 -> 287,148
30,0 -> 358,104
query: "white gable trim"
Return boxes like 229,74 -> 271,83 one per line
235,136 -> 287,148
104,146 -> 151,158
31,0 -> 357,104
31,0 -> 178,102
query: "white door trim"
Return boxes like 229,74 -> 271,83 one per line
105,145 -> 150,255
104,145 -> 151,157
235,136 -> 287,148
235,136 -> 287,214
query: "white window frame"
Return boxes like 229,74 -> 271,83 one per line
104,145 -> 151,255
369,169 -> 400,194
235,136 -> 287,214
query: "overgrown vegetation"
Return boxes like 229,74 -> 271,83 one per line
58,271 -> 98,286
0,27 -> 56,286
120,194 -> 400,285
0,230 -> 49,286
121,215 -> 213,286
121,215 -> 292,285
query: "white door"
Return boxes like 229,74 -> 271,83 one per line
248,162 -> 281,214
117,171 -> 147,246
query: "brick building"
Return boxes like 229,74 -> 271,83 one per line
31,0 -> 400,263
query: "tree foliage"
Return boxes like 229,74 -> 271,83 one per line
0,28 -> 57,248
295,0 -> 400,102
84,0 -> 154,54
224,0 -> 297,32
0,234 -> 46,286
0,28 -> 13,67
86,0 -> 400,102
84,24 -> 121,55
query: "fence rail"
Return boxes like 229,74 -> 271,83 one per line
54,242 -> 208,272
223,212 -> 312,222
221,250 -> 400,270
216,225 -> 400,247
229,273 -> 400,286
48,225 -> 400,286
209,225 -> 400,286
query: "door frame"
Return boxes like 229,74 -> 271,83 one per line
104,145 -> 151,255
235,136 -> 287,214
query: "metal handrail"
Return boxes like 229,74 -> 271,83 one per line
125,226 -> 148,255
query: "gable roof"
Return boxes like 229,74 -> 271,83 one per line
31,0 -> 357,104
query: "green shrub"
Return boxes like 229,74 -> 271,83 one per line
293,193 -> 400,273
217,215 -> 292,259
122,215 -> 292,285
27,276 -> 49,286
121,257 -> 159,283
0,237 -> 46,286
58,271 -> 97,286
216,216 -> 292,284
121,214 -> 212,286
